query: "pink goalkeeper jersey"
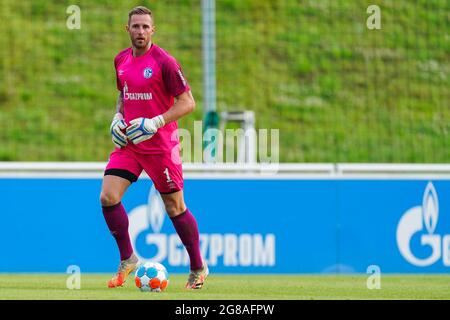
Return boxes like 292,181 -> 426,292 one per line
114,44 -> 190,154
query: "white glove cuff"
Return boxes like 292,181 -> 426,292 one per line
153,115 -> 165,129
113,112 -> 124,121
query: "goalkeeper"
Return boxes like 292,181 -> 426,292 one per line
100,6 -> 208,290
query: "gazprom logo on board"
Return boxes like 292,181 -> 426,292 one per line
128,186 -> 276,268
396,182 -> 450,267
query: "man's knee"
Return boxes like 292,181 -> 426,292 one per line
164,198 -> 185,217
100,191 -> 121,207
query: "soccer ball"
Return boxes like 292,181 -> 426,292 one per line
134,262 -> 169,292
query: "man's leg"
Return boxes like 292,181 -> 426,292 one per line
139,151 -> 208,289
161,190 -> 208,289
100,173 -> 139,288
100,174 -> 133,260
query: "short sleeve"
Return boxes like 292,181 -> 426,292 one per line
162,57 -> 190,97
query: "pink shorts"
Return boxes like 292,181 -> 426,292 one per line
105,147 -> 184,193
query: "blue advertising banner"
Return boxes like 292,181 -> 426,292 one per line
0,178 -> 449,273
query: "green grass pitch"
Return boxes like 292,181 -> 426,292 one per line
0,274 -> 449,300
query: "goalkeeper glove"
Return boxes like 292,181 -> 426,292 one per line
110,113 -> 128,148
126,115 -> 165,144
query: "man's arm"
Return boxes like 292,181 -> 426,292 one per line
116,92 -> 124,115
125,90 -> 195,145
160,90 -> 196,124
110,92 -> 127,148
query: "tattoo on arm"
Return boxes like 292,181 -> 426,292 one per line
116,92 -> 124,115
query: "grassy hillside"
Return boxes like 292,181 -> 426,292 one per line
0,0 -> 448,162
